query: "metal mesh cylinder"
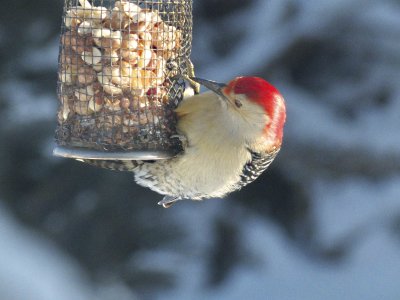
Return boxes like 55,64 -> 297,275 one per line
55,0 -> 192,158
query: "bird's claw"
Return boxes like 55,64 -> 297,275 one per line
170,58 -> 201,96
170,134 -> 188,149
158,196 -> 182,208
185,58 -> 201,95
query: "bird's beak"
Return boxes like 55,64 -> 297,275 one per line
190,77 -> 227,100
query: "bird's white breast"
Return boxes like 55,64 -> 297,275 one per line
136,92 -> 253,199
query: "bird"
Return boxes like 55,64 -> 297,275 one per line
81,75 -> 286,208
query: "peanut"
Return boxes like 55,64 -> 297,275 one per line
59,1 -> 184,135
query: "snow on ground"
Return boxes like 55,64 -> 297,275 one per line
312,176 -> 400,247
0,202 -> 140,300
2,186 -> 400,300
153,180 -> 400,300
159,209 -> 400,300
0,202 -> 95,300
1,80 -> 57,125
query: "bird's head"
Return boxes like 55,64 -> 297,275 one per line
191,76 -> 286,149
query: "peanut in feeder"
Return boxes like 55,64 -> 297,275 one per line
54,0 -> 193,160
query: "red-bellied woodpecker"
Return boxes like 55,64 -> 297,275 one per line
83,76 -> 286,207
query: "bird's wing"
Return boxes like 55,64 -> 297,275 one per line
79,159 -> 142,172
235,148 -> 279,189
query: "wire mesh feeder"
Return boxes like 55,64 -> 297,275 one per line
54,0 -> 192,160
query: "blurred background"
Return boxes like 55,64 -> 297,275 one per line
1,0 -> 400,299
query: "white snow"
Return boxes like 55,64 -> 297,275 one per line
0,202 -> 95,300
312,176 -> 400,247
0,202 -> 140,300
20,38 -> 59,72
160,213 -> 400,300
1,80 -> 57,125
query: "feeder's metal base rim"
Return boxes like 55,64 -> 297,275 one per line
53,146 -> 177,160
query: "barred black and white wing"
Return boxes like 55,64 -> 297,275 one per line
79,159 -> 141,172
235,148 -> 280,189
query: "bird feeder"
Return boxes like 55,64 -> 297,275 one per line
54,0 -> 193,160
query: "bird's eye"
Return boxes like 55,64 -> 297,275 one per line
234,99 -> 243,108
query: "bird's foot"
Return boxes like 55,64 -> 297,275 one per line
158,195 -> 183,208
170,134 -> 188,149
184,58 -> 201,95
169,58 -> 200,96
